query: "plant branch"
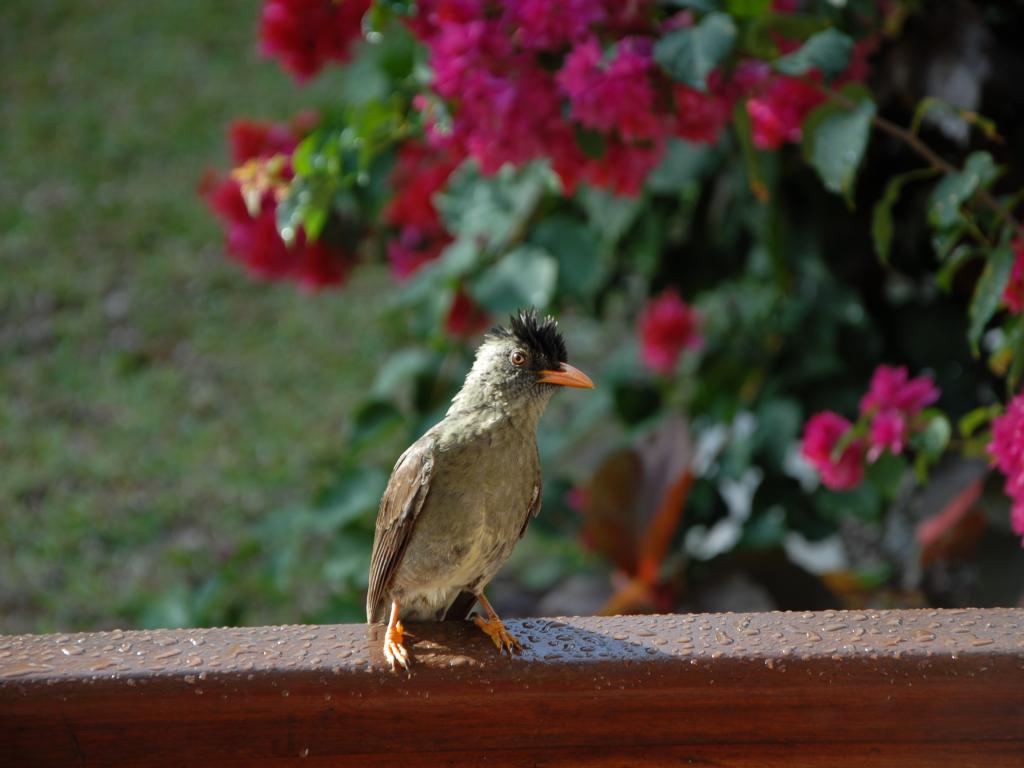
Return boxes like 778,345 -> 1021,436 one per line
817,83 -> 1023,236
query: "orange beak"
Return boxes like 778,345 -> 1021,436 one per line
537,362 -> 595,389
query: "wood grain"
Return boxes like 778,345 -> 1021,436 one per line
2,609 -> 1023,766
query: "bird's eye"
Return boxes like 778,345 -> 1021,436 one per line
510,350 -> 527,366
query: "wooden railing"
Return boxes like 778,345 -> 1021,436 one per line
2,609 -> 1023,766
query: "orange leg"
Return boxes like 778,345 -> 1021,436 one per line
383,599 -> 410,672
472,592 -> 522,655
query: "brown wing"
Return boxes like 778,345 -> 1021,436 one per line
518,441 -> 543,539
518,475 -> 542,540
365,436 -> 435,624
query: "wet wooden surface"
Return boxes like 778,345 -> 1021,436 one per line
2,609 -> 1023,766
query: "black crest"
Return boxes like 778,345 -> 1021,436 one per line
488,309 -> 567,364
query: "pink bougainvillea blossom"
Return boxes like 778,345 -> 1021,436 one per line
204,176 -> 350,289
740,39 -> 874,150
384,142 -> 459,231
387,226 -> 449,280
638,289 -> 701,375
860,365 -> 940,417
445,288 -> 491,337
746,74 -> 824,149
259,0 -> 371,81
858,364 -> 940,463
673,83 -> 731,144
383,141 -> 459,279
203,119 -> 351,289
503,0 -> 605,50
867,409 -> 907,463
228,119 -> 300,164
408,0 -> 671,197
988,392 -> 1024,545
801,412 -> 865,490
558,36 -> 664,142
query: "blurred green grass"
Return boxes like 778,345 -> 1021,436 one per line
0,0 -> 387,633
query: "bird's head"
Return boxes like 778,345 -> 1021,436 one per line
450,309 -> 594,417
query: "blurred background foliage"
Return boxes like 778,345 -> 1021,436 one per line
3,0 -> 1023,635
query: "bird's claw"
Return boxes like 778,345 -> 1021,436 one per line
383,620 -> 411,673
473,615 -> 522,656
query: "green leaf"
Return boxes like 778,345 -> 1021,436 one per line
654,12 -> 737,91
928,151 -> 1001,231
627,208 -> 665,279
726,0 -> 771,17
470,246 -> 558,313
393,239 -> 480,311
753,398 -> 802,466
757,13 -> 831,41
348,399 -> 403,450
372,348 -> 438,398
661,0 -> 720,10
913,410 -> 951,460
732,100 -> 769,201
1006,316 -> 1024,391
528,216 -> 606,299
314,468 -> 389,532
801,87 -> 875,204
865,452 -> 908,500
934,245 -> 978,291
647,138 -> 720,194
967,239 -> 1015,353
275,188 -> 303,246
958,404 -> 1002,438
816,483 -> 882,523
576,185 -> 641,245
740,507 -> 787,549
910,96 -> 1002,143
774,28 -> 854,80
437,162 -> 550,250
574,125 -> 607,160
871,167 -> 937,264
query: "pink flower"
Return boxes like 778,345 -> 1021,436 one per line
867,409 -> 906,463
409,0 -> 669,196
638,289 -> 701,375
228,119 -> 300,164
1012,503 -> 1024,542
384,141 -> 459,230
558,37 -> 664,142
860,365 -> 939,417
746,75 -> 824,149
202,118 -> 351,289
1001,238 -> 1024,313
203,177 -> 351,289
602,0 -> 655,33
445,289 -> 490,337
387,225 -> 449,280
382,140 -> 459,279
673,83 -> 730,144
259,0 -> 370,81
801,412 -> 865,490
503,0 -> 604,51
988,392 -> 1024,545
859,364 -> 940,462
579,137 -> 664,197
739,38 -> 873,150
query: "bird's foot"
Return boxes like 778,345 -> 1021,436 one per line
383,620 -> 410,673
473,614 -> 522,655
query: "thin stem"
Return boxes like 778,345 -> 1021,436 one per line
816,83 -> 1023,236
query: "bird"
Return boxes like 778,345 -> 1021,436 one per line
366,309 -> 594,671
